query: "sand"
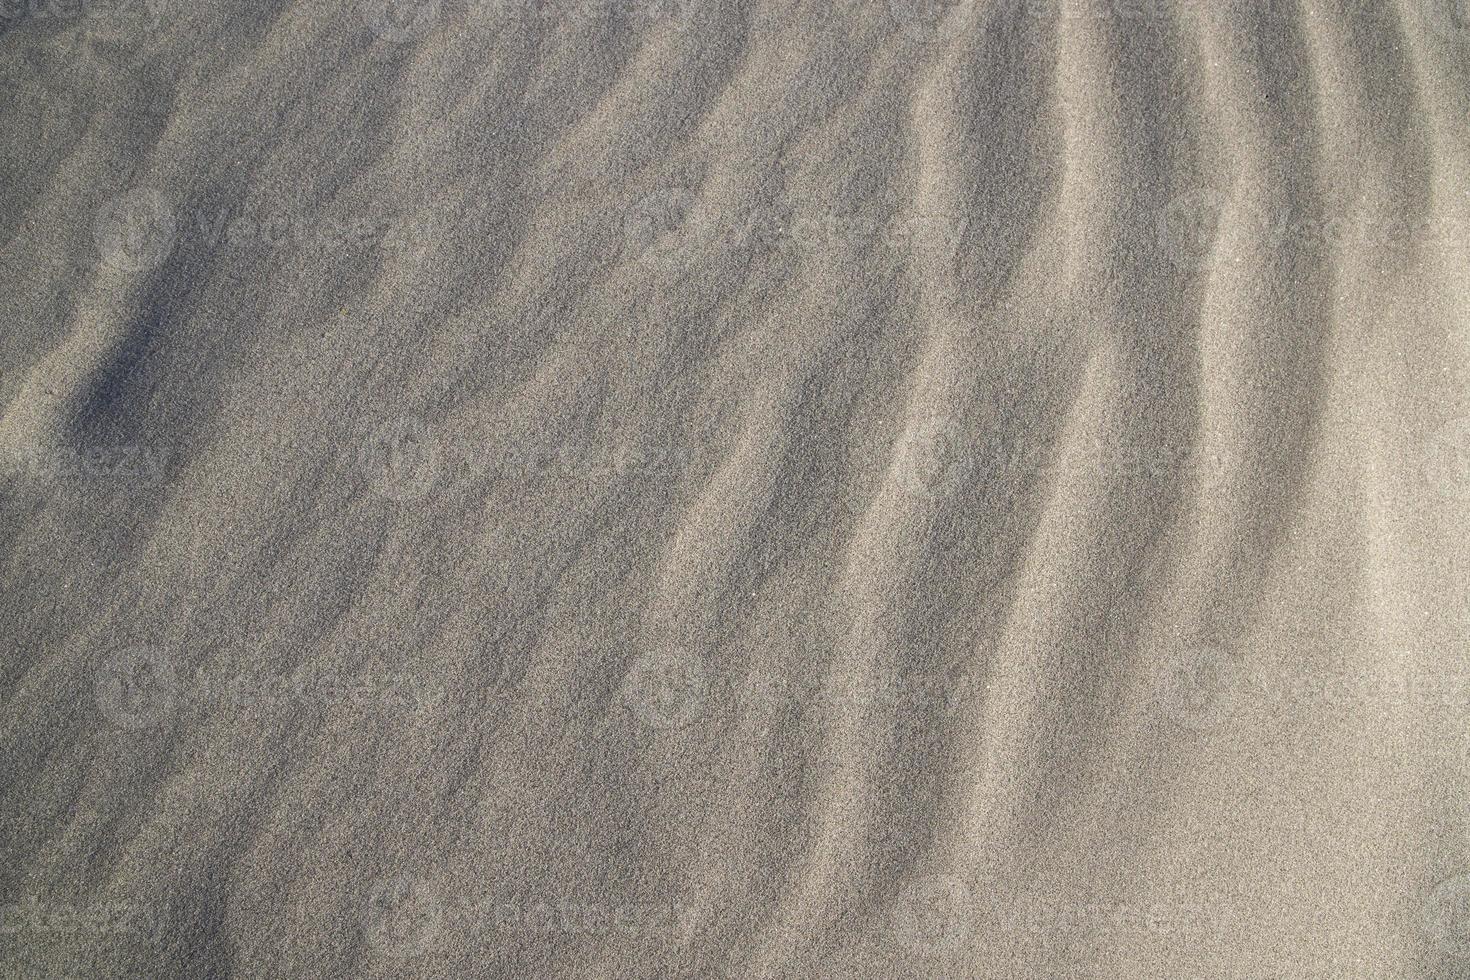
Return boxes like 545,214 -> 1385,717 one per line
2,0 -> 1469,976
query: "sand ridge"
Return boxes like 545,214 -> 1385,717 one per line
2,0 -> 1469,976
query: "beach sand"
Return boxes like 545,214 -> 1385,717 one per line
2,0 -> 1469,976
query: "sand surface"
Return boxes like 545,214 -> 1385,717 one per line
3,0 -> 1470,976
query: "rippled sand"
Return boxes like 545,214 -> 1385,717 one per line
2,0 -> 1469,976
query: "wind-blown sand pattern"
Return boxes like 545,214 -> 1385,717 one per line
2,0 -> 1469,976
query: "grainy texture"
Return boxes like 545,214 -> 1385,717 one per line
2,0 -> 1469,977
